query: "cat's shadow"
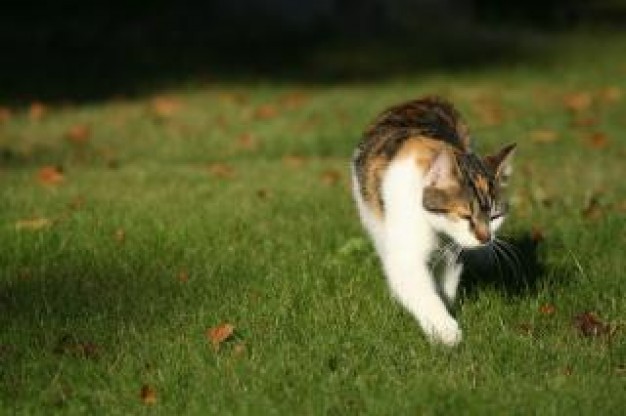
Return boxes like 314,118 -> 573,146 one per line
456,232 -> 566,299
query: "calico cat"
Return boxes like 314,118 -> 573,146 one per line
351,96 -> 515,346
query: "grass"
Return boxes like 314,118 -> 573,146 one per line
1,32 -> 625,414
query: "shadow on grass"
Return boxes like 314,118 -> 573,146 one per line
0,259 -> 202,351
460,232 -> 574,298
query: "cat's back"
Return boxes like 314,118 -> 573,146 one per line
352,96 -> 470,216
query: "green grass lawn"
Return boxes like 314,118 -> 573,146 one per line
1,33 -> 625,415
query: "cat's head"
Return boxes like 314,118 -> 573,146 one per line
422,144 -> 516,248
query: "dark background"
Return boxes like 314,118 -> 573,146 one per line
2,0 -> 625,103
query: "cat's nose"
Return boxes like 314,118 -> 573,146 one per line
475,226 -> 491,244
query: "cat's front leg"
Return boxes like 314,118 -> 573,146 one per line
381,158 -> 462,346
383,250 -> 462,346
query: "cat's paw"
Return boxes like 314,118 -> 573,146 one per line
422,316 -> 462,347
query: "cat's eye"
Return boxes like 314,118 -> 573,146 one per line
490,212 -> 504,220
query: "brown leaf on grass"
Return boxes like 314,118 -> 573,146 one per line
0,106 -> 12,123
585,132 -> 609,149
582,195 -> 604,220
282,155 -> 307,168
616,364 -> 626,376
66,124 -> 91,144
53,334 -> 100,359
599,86 -> 622,103
140,384 -> 157,405
215,114 -> 230,131
530,225 -> 545,243
321,169 -> 342,186
29,102 -> 47,121
218,92 -> 248,106
208,163 -> 236,179
253,104 -> 278,120
151,96 -> 182,119
15,217 -> 53,231
573,312 -> 610,337
539,304 -> 556,315
562,366 -> 573,376
177,270 -> 189,283
516,323 -> 534,337
530,129 -> 559,143
18,268 -> 32,280
278,91 -> 309,110
563,92 -> 592,113
38,166 -> 64,185
236,132 -> 258,151
207,323 -> 235,350
114,228 -> 126,244
570,116 -> 598,128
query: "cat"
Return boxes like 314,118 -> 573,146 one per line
351,96 -> 515,346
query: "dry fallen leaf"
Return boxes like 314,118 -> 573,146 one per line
29,102 -> 47,121
15,217 -> 53,231
114,228 -> 126,244
254,104 -> 278,120
0,106 -> 12,123
530,225 -> 545,243
278,91 -> 309,110
18,268 -> 32,280
282,155 -> 307,168
570,116 -> 598,128
530,129 -> 559,143
66,123 -> 91,144
573,312 -> 610,337
539,304 -> 556,315
599,86 -> 622,103
208,163 -> 236,179
321,169 -> 342,186
177,270 -> 189,283
563,92 -> 592,113
140,384 -> 157,405
53,334 -> 100,359
516,323 -> 534,337
218,92 -> 248,106
207,323 -> 235,350
151,96 -> 182,119
585,132 -> 609,149
38,166 -> 64,185
582,196 -> 604,220
236,132 -> 258,151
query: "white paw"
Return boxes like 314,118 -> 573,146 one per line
421,316 -> 462,347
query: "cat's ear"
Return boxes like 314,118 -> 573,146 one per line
484,143 -> 516,178
424,150 -> 456,187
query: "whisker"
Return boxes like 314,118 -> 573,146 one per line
488,242 -> 504,280
491,240 -> 517,279
496,238 -> 526,279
